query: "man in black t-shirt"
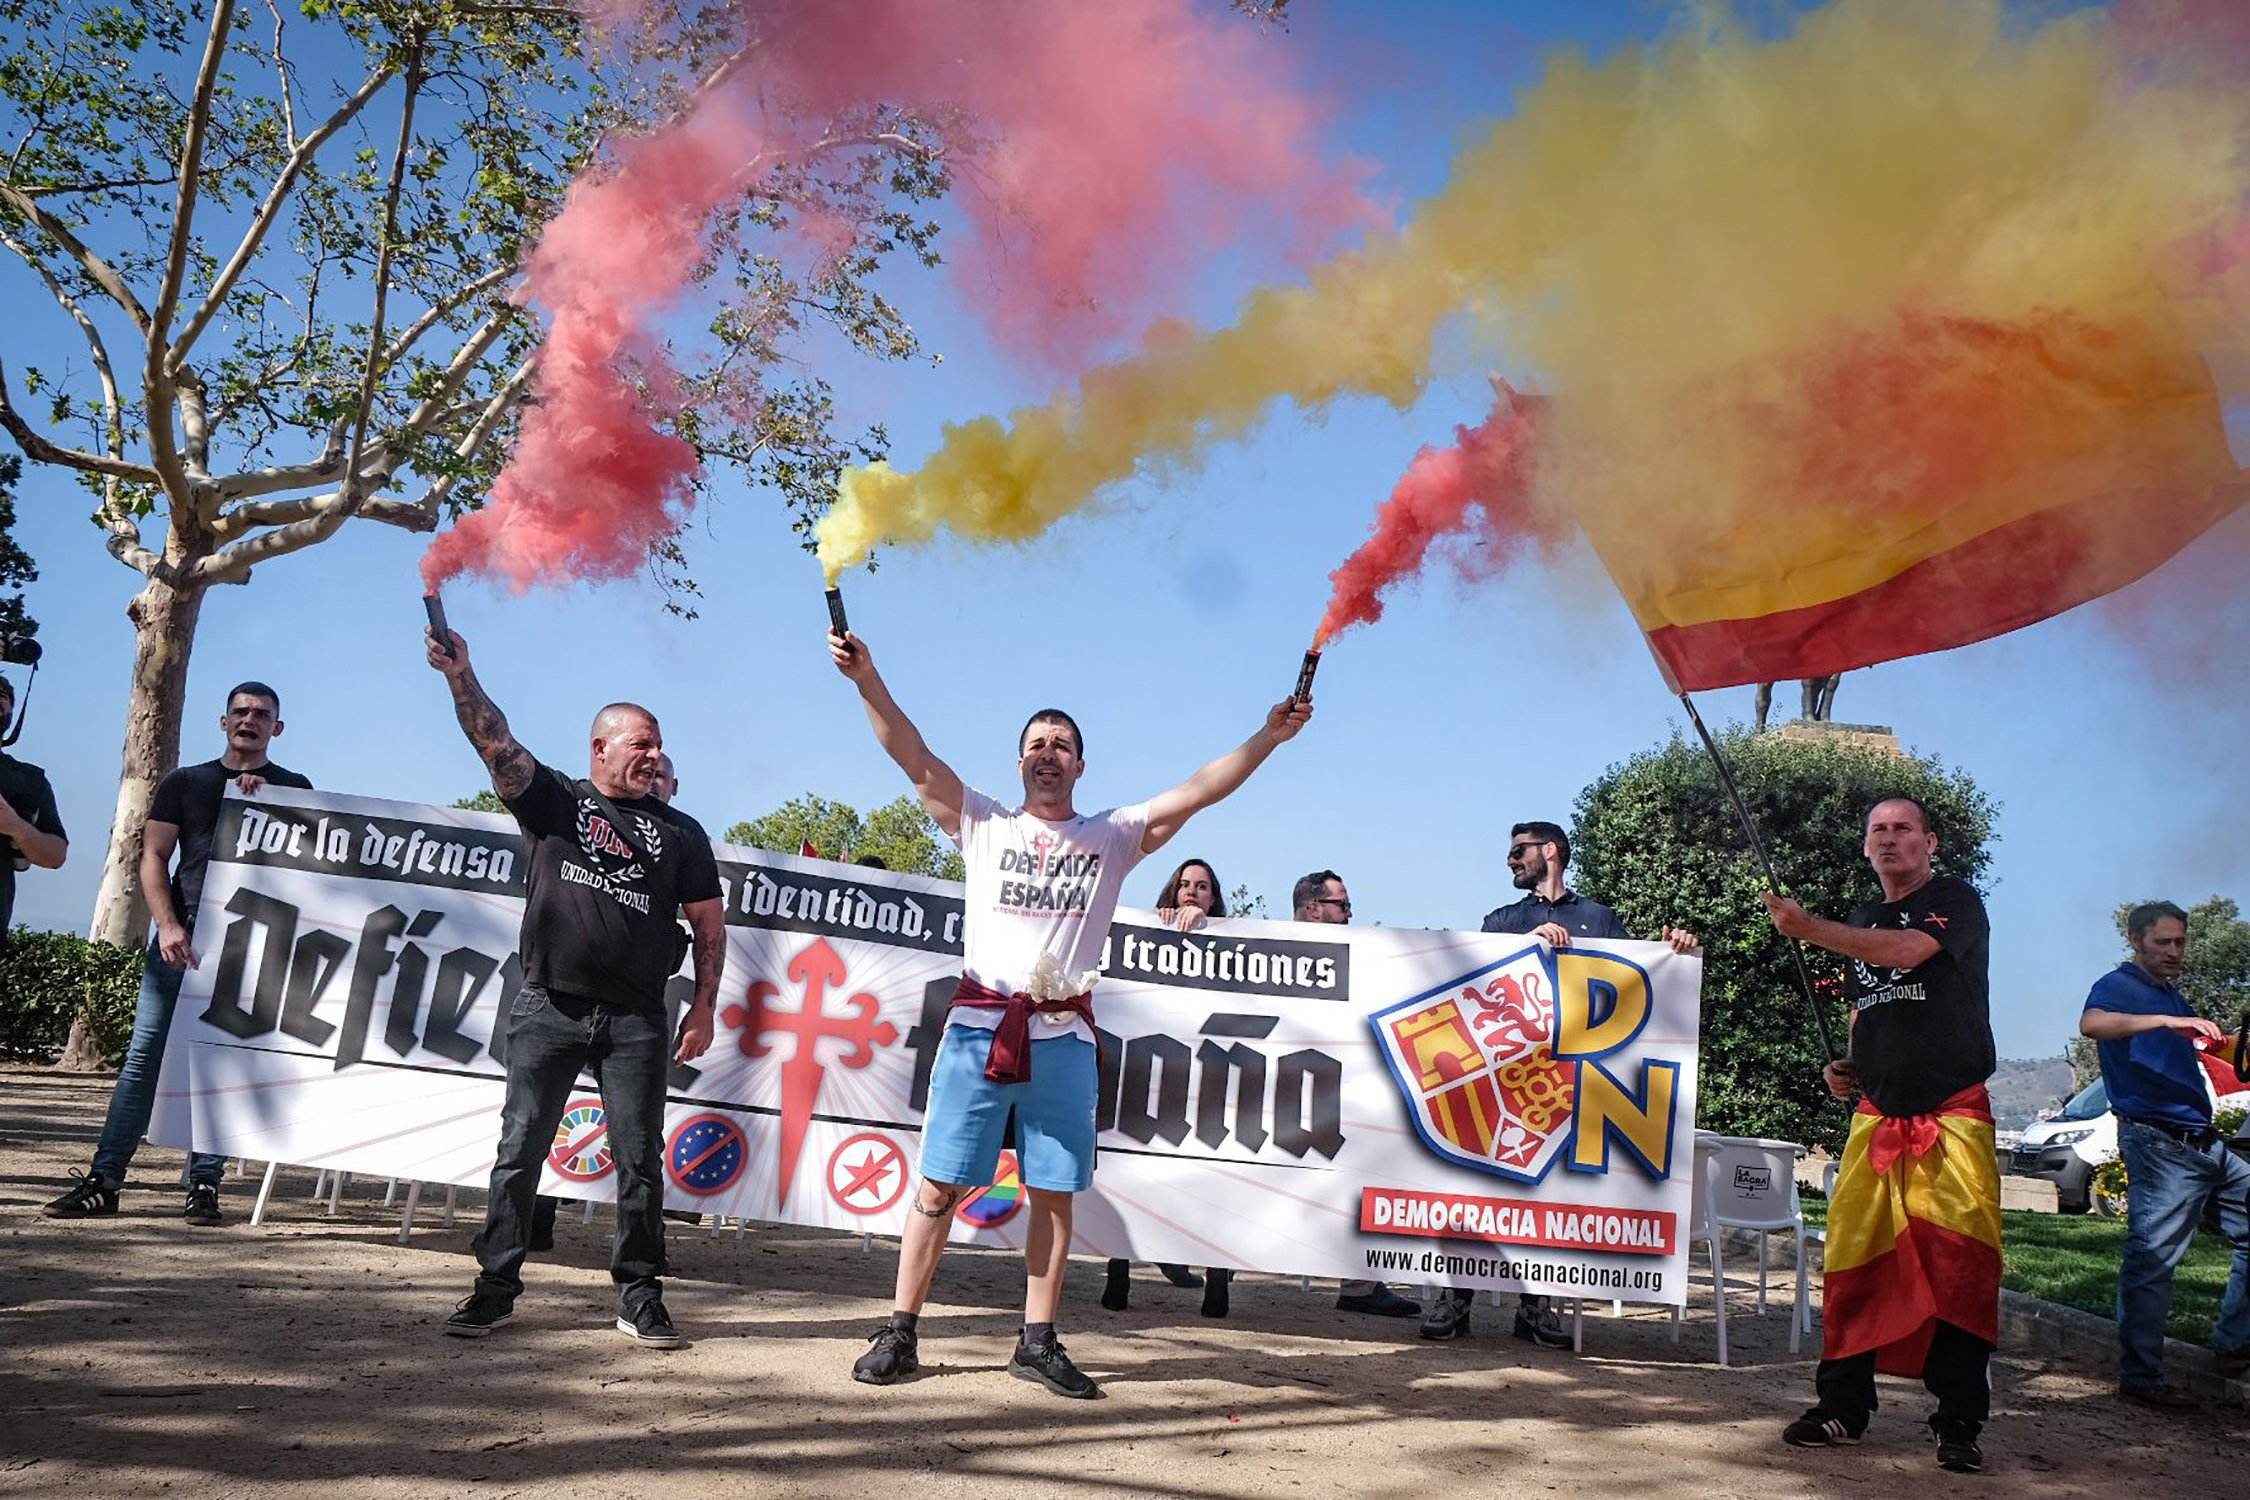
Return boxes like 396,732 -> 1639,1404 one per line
1764,796 -> 1998,1475
0,674 -> 68,944
1426,819 -> 1701,1346
425,624 -> 724,1349
45,681 -> 312,1227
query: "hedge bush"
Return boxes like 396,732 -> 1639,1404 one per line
0,928 -> 143,1065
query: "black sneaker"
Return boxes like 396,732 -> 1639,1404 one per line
2119,1381 -> 2200,1411
1782,1407 -> 1864,1447
1513,1301 -> 1571,1349
183,1182 -> 223,1226
444,1292 -> 515,1338
1421,1290 -> 1473,1341
1933,1420 -> 1983,1474
616,1298 -> 682,1348
852,1324 -> 920,1385
1336,1286 -> 1421,1318
2214,1345 -> 2250,1380
1200,1268 -> 1232,1320
1009,1334 -> 1100,1399
42,1170 -> 118,1219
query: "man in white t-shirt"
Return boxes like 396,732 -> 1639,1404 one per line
828,626 -> 1311,1398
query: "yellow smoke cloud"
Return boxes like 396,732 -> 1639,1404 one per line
814,0 -> 2249,586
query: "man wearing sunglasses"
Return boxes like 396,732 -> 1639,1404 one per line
1421,820 -> 1700,1346
1295,869 -> 1421,1320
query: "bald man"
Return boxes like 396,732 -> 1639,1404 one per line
425,624 -> 725,1348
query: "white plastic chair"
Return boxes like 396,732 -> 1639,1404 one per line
1671,1137 -> 1729,1365
1706,1135 -> 1810,1353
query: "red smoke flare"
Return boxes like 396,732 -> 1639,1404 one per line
423,0 -> 1373,593
1313,382 -> 1554,649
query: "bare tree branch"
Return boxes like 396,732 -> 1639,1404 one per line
262,0 -> 299,147
337,34 -> 427,522
169,60 -> 398,366
141,0 -> 241,508
0,357 -> 160,482
0,181 -> 154,334
401,354 -> 533,513
0,226 -> 126,452
380,263 -> 518,375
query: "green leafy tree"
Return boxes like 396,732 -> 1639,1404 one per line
451,789 -> 506,814
726,792 -> 964,882
1571,726 -> 1998,1152
0,0 -> 959,976
1226,883 -> 1267,920
0,453 -> 35,647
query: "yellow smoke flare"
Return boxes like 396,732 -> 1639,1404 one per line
814,0 -> 2249,585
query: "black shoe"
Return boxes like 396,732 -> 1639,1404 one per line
1009,1334 -> 1100,1399
1782,1407 -> 1864,1447
1513,1303 -> 1571,1349
1157,1263 -> 1205,1289
1101,1258 -> 1132,1312
2119,1381 -> 2200,1411
183,1183 -> 223,1226
852,1324 -> 920,1385
1420,1290 -> 1473,1341
444,1292 -> 515,1338
527,1226 -> 556,1253
42,1170 -> 118,1219
616,1298 -> 682,1348
1201,1268 -> 1232,1320
1336,1286 -> 1421,1318
2214,1345 -> 2250,1380
1933,1420 -> 1983,1474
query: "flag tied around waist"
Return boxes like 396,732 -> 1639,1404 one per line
1821,1084 -> 2003,1373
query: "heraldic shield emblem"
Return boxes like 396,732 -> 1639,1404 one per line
1370,944 -> 1579,1184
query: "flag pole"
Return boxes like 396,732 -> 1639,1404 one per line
1676,690 -> 1840,1062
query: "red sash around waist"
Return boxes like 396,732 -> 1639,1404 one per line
949,976 -> 1094,1085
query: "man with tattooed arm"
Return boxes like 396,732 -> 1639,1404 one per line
425,623 -> 725,1349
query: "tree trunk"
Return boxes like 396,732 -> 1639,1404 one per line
60,575 -> 204,1071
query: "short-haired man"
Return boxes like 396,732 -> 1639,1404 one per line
1766,797 -> 1997,1475
428,628 -> 724,1348
833,627 -> 1310,1397
0,673 -> 67,944
1423,819 -> 1701,1345
46,682 -> 312,1226
1294,868 -> 1421,1319
2083,900 -> 2250,1408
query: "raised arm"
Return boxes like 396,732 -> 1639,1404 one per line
426,627 -> 535,802
2082,1007 -> 2224,1044
829,630 -> 966,838
1763,893 -> 1940,970
1142,697 -> 1312,856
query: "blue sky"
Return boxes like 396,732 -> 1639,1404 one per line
3,0 -> 2240,1065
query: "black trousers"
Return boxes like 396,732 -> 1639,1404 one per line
1816,1319 -> 1992,1429
472,985 -> 671,1313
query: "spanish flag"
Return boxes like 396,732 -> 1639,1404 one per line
1821,1086 -> 2002,1371
1594,304 -> 2248,693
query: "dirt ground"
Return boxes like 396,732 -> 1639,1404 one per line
0,1065 -> 2240,1499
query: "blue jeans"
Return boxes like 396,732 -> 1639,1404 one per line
90,942 -> 229,1188
472,986 -> 671,1313
2117,1118 -> 2250,1387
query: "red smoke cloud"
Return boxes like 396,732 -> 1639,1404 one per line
423,0 -> 1373,593
1313,382 -> 1553,649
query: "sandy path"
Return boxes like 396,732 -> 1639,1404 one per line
0,1065 -> 2236,1498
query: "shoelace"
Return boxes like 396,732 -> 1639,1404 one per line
60,1170 -> 109,1205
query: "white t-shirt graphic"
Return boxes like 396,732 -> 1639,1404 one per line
953,785 -> 1151,1046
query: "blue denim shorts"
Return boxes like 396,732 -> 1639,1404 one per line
918,1023 -> 1098,1193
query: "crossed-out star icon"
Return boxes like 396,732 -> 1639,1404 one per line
825,1132 -> 908,1215
839,1147 -> 896,1202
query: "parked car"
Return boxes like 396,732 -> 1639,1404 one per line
2012,1040 -> 2250,1213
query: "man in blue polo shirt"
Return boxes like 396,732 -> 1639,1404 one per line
2082,900 -> 2250,1408
1422,819 -> 1700,1345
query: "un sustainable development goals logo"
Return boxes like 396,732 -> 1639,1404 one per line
1368,942 -> 1683,1185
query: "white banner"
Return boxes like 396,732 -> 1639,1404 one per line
155,787 -> 1703,1303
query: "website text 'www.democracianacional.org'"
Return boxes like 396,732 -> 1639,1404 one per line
1362,1246 -> 1667,1292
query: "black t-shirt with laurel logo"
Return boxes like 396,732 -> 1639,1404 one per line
504,761 -> 721,1013
1842,874 -> 1995,1117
